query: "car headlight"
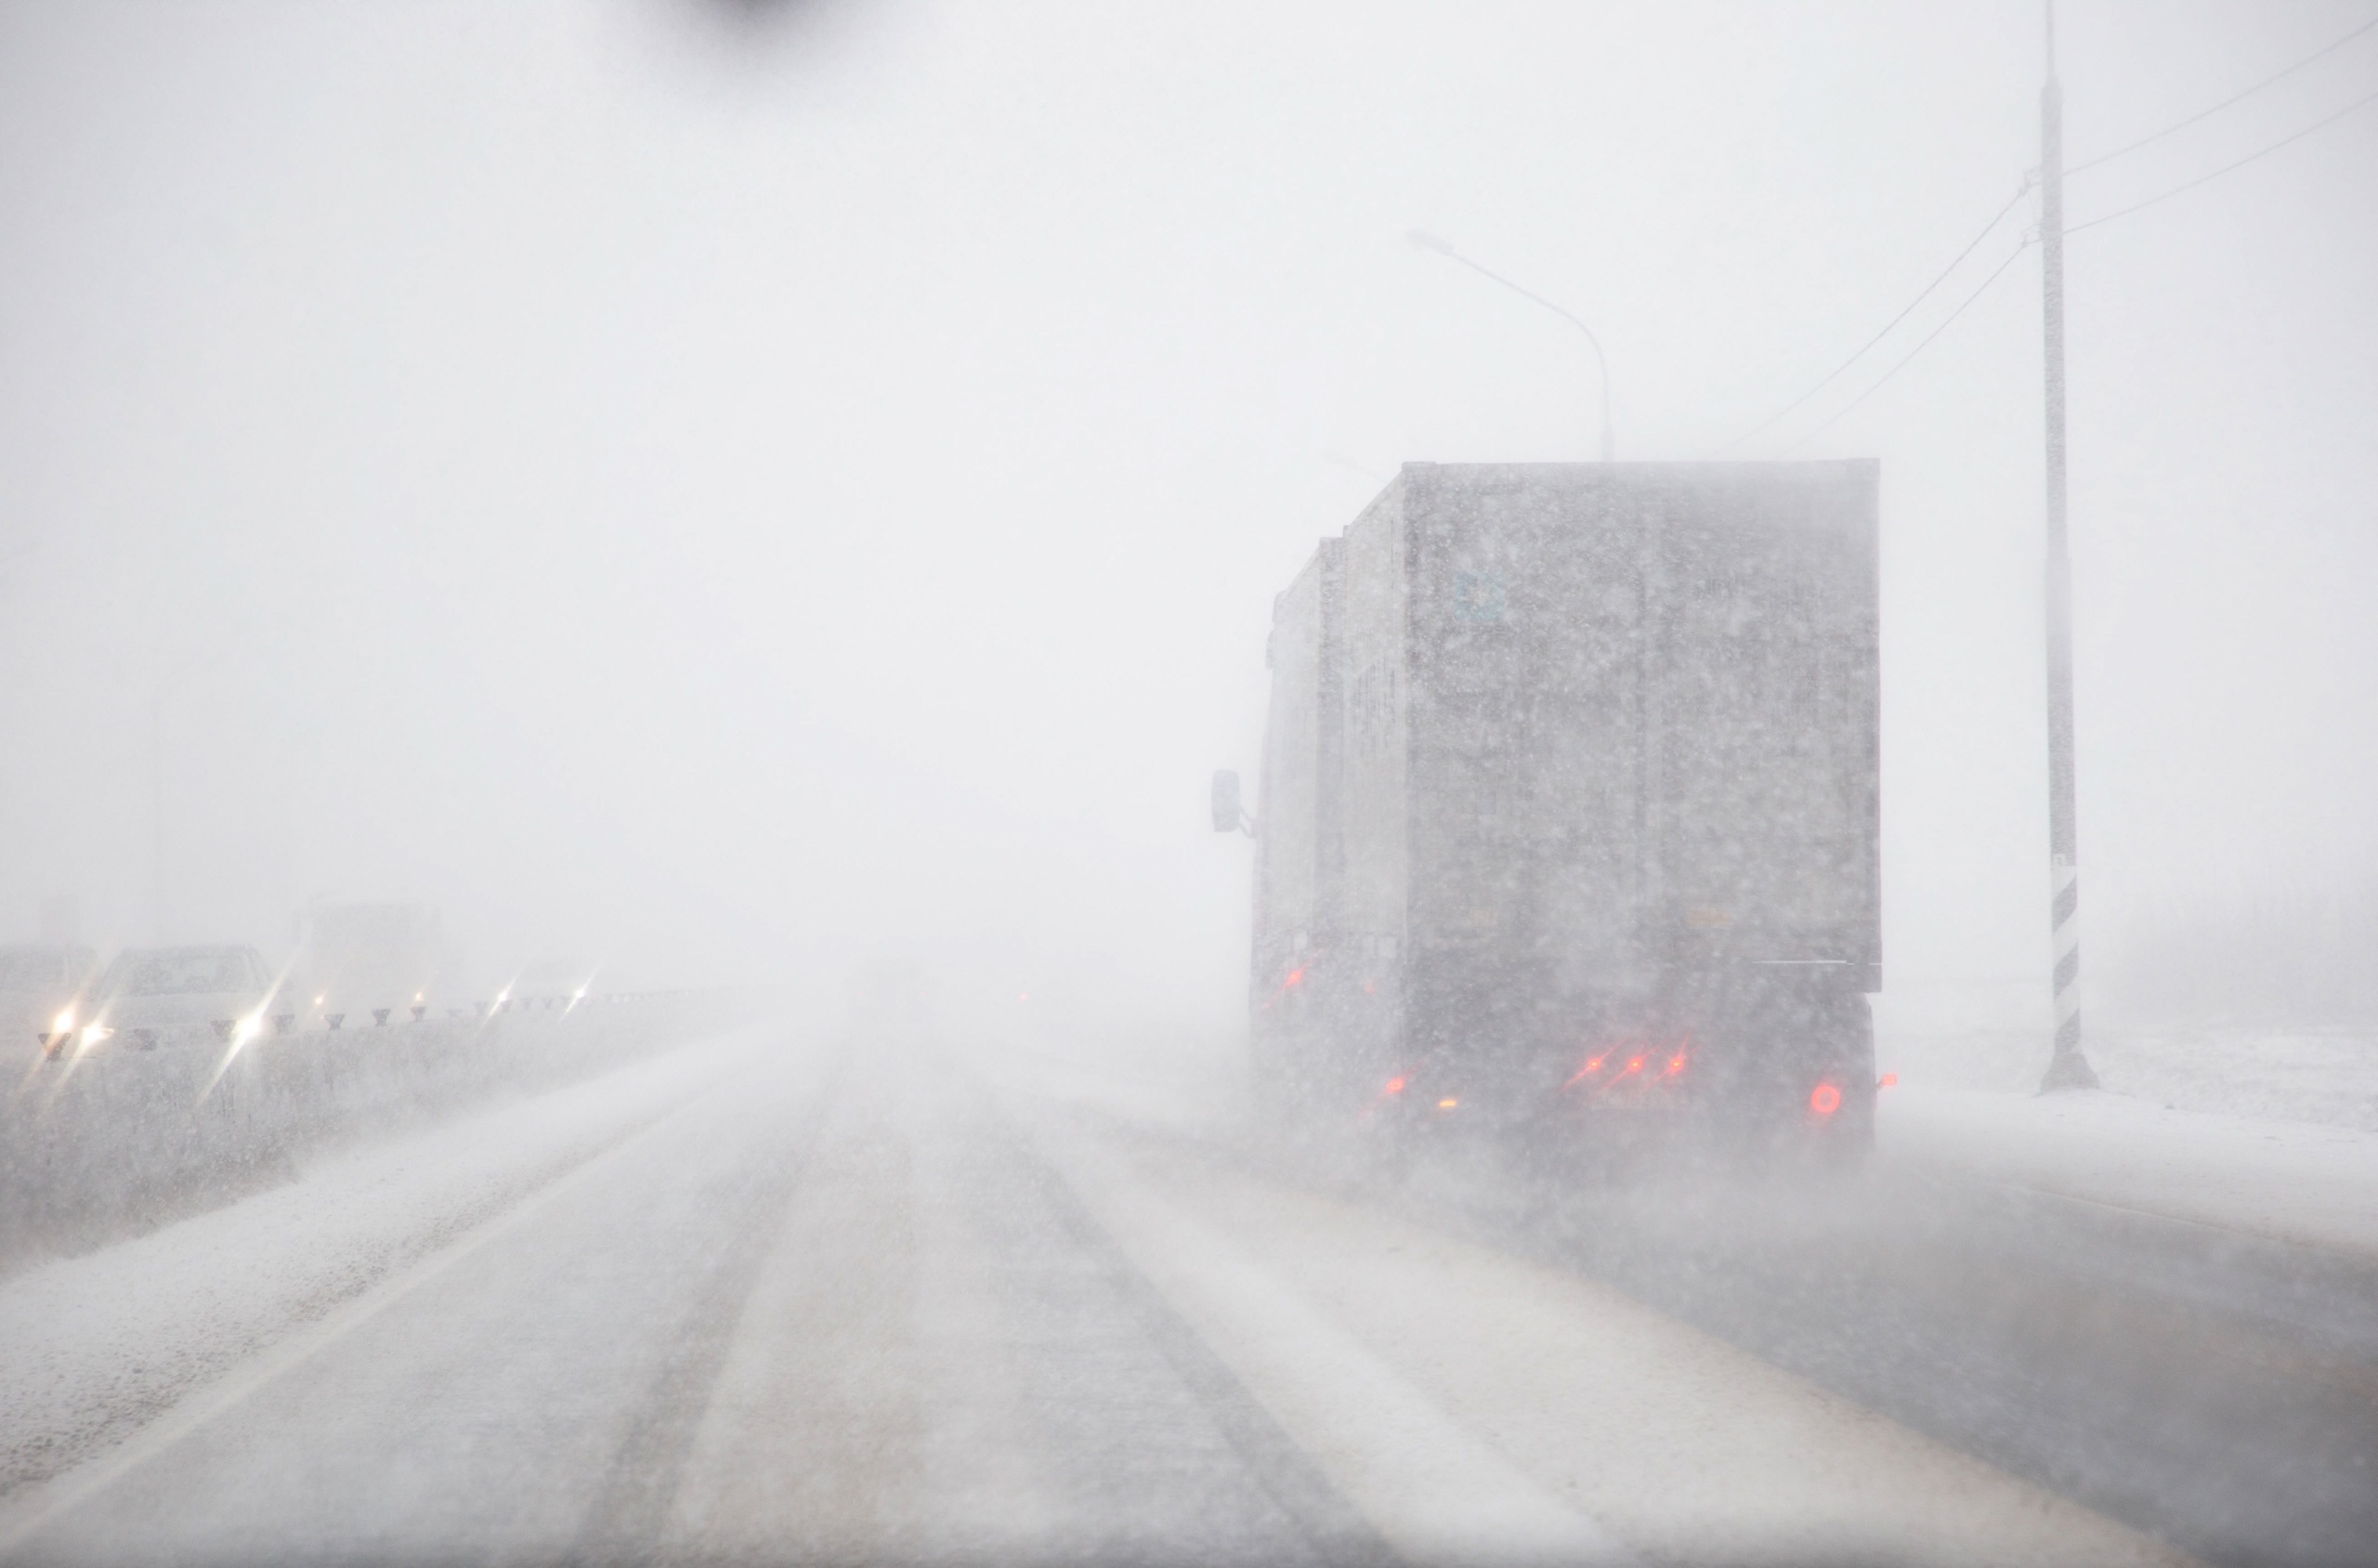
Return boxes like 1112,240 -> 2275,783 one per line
53,1008 -> 74,1035
80,1024 -> 112,1046
233,1015 -> 264,1044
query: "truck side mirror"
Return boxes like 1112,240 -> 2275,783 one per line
1210,770 -> 1244,833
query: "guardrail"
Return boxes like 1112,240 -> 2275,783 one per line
0,989 -> 747,1273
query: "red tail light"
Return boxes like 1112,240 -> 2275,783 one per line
1570,1039 -> 1690,1092
1877,1072 -> 1898,1089
1810,1082 -> 1842,1116
1384,1076 -> 1406,1095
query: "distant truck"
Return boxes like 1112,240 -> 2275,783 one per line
298,902 -> 454,1023
1219,462 -> 1881,1163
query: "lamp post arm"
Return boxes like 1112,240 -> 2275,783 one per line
1431,248 -> 1615,462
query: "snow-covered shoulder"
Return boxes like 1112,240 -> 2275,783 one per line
1878,1083 -> 2378,1258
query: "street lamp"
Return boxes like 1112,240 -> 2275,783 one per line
1408,229 -> 1614,462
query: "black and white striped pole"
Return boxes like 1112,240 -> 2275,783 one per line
2039,1 -> 2097,1091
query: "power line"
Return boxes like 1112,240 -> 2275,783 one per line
1782,239 -> 2033,453
2068,12 -> 2378,176
2068,82 -> 2378,233
1715,184 -> 2030,453
1719,12 -> 2378,456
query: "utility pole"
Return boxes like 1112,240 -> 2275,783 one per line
2039,0 -> 2097,1091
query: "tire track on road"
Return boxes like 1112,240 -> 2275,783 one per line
1019,1091 -> 2199,1567
565,1048 -> 851,1565
985,1120 -> 1395,1567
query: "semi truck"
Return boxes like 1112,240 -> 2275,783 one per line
1218,461 -> 1881,1164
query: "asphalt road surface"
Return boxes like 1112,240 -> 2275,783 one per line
1,1026 -> 2371,1566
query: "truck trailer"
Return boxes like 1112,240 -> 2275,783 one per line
297,901 -> 457,1024
1225,461 -> 1880,1164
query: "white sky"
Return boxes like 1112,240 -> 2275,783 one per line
0,0 -> 2371,1029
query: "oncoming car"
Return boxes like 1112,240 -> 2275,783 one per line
4,944 -> 99,1062
74,946 -> 287,1057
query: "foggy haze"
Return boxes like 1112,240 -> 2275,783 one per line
1,0 -> 2370,1027
7,6 -> 2378,1566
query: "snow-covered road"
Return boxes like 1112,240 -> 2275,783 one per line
1,1026 -> 2369,1565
